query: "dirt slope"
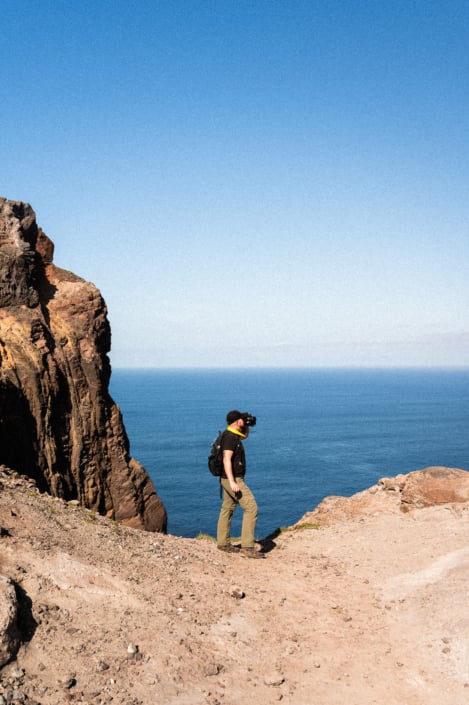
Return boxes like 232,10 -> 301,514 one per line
1,467 -> 469,705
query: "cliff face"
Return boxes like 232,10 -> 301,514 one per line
0,197 -> 166,531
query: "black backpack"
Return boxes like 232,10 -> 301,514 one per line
208,431 -> 225,476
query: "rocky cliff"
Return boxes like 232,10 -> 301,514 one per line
0,197 -> 166,531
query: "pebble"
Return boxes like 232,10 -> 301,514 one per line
229,586 -> 245,599
264,671 -> 285,687
204,662 -> 223,677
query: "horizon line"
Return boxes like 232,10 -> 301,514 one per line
110,365 -> 469,372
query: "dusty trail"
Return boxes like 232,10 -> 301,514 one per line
1,468 -> 469,705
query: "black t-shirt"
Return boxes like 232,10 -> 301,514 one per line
220,430 -> 246,478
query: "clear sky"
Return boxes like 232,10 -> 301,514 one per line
1,0 -> 468,368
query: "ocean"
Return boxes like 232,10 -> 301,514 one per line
109,368 -> 469,539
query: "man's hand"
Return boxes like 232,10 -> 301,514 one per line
223,449 -> 239,494
229,480 -> 240,495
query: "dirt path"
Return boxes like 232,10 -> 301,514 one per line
1,469 -> 469,705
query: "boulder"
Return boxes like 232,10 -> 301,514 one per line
400,466 -> 469,509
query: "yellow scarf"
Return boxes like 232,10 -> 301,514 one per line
226,426 -> 247,439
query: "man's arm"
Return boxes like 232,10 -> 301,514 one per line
223,450 -> 240,495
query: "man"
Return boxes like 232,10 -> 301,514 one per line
216,410 -> 265,559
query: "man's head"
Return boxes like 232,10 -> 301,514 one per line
226,410 -> 257,429
226,410 -> 243,425
226,410 -> 248,437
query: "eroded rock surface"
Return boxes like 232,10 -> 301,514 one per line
0,575 -> 20,668
297,466 -> 469,526
0,197 -> 166,531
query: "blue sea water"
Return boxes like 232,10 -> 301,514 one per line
109,368 -> 469,539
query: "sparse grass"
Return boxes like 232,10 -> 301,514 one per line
288,522 -> 321,532
196,533 -> 216,542
46,505 -> 65,529
109,519 -> 121,534
262,522 -> 321,542
84,509 -> 97,523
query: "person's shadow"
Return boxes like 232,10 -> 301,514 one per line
15,583 -> 38,642
258,528 -> 280,554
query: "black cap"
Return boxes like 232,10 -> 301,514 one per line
226,410 -> 245,424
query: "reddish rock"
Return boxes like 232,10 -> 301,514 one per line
296,466 -> 469,526
0,197 -> 166,531
400,466 -> 469,509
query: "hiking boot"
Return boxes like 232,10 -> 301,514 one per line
240,547 -> 265,559
217,544 -> 240,553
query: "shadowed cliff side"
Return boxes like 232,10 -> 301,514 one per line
0,197 -> 166,531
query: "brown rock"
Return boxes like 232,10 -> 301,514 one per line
400,466 -> 469,508
296,466 -> 469,526
0,197 -> 166,531
0,575 -> 20,667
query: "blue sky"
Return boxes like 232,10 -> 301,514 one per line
1,0 -> 468,368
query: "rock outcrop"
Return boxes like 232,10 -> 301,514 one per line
296,466 -> 469,526
0,197 -> 166,531
0,575 -> 20,668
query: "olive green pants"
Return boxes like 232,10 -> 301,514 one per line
217,477 -> 258,549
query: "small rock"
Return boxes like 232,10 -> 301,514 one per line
96,660 -> 110,672
8,665 -> 24,679
229,587 -> 245,599
204,663 -> 223,677
264,671 -> 285,687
